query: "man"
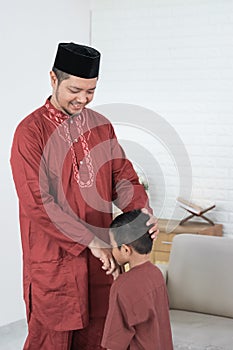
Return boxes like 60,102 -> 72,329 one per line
10,42 -> 158,350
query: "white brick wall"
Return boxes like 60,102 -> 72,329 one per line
1,0 -> 92,327
91,0 -> 233,236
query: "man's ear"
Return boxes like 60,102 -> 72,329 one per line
50,71 -> 57,88
121,244 -> 132,255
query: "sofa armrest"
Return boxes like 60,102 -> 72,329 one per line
156,263 -> 168,283
167,234 -> 233,318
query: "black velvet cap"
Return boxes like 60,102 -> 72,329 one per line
53,42 -> 101,78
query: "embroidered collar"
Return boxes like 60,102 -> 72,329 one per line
44,97 -> 70,125
43,97 -> 93,187
44,97 -> 87,128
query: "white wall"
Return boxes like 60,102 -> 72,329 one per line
0,0 -> 91,327
2,0 -> 233,328
91,0 -> 233,236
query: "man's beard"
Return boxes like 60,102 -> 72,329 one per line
55,90 -> 83,117
63,107 -> 82,117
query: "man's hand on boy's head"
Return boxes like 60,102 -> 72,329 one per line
141,208 -> 159,240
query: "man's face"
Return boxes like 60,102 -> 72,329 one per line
50,71 -> 97,116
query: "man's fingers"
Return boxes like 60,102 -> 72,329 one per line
150,228 -> 159,239
106,257 -> 116,274
111,267 -> 120,280
143,210 -> 159,239
101,256 -> 111,270
101,256 -> 117,275
141,207 -> 149,215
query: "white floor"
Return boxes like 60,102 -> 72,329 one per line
1,318 -> 230,350
0,319 -> 27,350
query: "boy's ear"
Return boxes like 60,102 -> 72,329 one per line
121,244 -> 132,255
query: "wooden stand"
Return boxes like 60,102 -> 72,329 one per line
179,205 -> 216,225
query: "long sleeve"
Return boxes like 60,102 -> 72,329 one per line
10,124 -> 94,256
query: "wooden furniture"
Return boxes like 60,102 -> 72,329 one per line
177,197 -> 216,225
150,219 -> 223,264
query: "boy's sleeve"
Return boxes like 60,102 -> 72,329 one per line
101,283 -> 134,350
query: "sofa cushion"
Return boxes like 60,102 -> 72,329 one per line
167,234 -> 233,318
170,309 -> 233,350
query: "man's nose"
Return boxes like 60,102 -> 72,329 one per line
76,92 -> 88,103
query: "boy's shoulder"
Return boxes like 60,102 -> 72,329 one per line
112,261 -> 165,300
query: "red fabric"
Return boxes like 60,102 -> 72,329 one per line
10,98 -> 150,332
71,317 -> 106,350
23,316 -> 73,350
102,261 -> 174,350
23,313 -> 106,350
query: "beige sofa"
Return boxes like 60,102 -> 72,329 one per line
159,234 -> 233,350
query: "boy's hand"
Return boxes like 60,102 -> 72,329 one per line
141,208 -> 159,240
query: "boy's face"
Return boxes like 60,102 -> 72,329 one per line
109,231 -> 129,266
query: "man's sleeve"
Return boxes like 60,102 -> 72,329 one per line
10,125 -> 94,256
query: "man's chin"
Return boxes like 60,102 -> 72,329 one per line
71,111 -> 82,117
63,107 -> 83,117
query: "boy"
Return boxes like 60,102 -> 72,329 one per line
101,209 -> 173,350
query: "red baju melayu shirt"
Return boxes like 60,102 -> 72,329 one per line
10,98 -> 150,331
101,261 -> 173,350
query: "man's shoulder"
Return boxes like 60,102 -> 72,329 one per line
14,103 -> 49,140
16,104 -> 46,130
85,107 -> 113,127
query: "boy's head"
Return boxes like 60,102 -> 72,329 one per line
110,209 -> 153,265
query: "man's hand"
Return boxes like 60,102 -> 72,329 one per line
110,264 -> 121,280
88,236 -> 117,276
141,208 -> 159,240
